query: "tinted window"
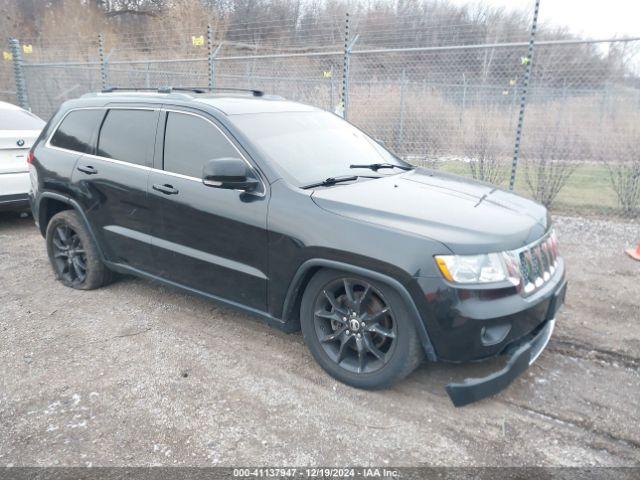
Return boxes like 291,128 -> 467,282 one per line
163,112 -> 238,178
97,109 -> 156,166
0,108 -> 45,130
50,110 -> 102,154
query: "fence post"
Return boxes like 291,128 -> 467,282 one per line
145,62 -> 151,88
341,13 -> 358,120
396,68 -> 407,152
9,38 -> 29,111
207,24 -> 214,90
207,24 -> 223,91
508,0 -> 540,191
459,73 -> 467,126
330,65 -> 335,111
98,33 -> 108,90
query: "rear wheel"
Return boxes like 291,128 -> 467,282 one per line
300,269 -> 423,389
46,210 -> 113,290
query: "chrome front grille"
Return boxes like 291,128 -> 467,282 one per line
510,231 -> 560,295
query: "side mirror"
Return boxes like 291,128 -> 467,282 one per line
202,157 -> 259,192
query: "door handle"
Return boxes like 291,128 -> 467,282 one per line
77,165 -> 98,175
152,183 -> 179,195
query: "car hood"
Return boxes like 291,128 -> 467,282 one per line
310,168 -> 549,254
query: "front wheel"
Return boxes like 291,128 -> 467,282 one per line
300,269 -> 424,389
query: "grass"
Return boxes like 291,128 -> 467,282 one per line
431,160 -> 624,216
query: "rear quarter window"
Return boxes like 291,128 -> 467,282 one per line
50,109 -> 104,154
97,109 -> 157,166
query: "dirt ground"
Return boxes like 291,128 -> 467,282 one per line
0,212 -> 638,467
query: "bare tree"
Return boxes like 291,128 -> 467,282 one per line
464,121 -> 507,185
600,131 -> 640,216
607,161 -> 640,216
523,129 -> 579,208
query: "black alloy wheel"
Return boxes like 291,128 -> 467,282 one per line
46,210 -> 113,290
313,277 -> 397,374
301,269 -> 423,389
51,224 -> 88,285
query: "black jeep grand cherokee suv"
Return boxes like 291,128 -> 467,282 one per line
29,88 -> 566,406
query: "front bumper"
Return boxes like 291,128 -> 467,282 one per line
415,257 -> 566,363
445,279 -> 567,406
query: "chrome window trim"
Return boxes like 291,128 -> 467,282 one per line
75,153 -> 154,172
45,105 -> 267,196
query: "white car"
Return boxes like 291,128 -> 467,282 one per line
0,101 -> 45,211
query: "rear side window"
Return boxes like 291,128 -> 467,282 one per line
50,109 -> 103,154
0,108 -> 45,130
97,109 -> 156,166
163,112 -> 238,178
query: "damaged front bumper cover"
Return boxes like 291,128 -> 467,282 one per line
445,277 -> 567,407
445,318 -> 557,407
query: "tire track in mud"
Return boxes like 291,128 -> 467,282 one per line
548,337 -> 640,370
499,399 -> 640,453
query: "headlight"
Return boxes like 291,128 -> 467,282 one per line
435,230 -> 559,288
435,253 -> 511,284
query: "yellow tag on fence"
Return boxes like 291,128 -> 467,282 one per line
2,51 -> 12,61
323,70 -> 332,78
192,35 -> 205,47
23,44 -> 33,54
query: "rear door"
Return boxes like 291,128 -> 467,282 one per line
147,108 -> 269,310
71,107 -> 159,271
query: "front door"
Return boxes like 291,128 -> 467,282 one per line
147,109 -> 269,311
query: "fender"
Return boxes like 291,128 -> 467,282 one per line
282,258 -> 438,361
37,191 -> 107,262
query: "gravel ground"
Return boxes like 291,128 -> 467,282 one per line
0,212 -> 638,467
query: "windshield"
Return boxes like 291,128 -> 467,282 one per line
0,108 -> 45,130
230,110 -> 409,186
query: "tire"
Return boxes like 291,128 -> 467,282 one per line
300,268 -> 424,389
45,209 -> 113,290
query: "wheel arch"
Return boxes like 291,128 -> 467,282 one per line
37,194 -> 73,237
282,259 -> 437,361
37,192 -> 105,261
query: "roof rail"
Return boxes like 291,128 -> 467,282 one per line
100,86 -> 265,97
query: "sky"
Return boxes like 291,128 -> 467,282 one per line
449,0 -> 640,39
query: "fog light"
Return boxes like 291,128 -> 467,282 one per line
480,323 -> 511,346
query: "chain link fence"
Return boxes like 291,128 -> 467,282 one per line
3,14 -> 639,220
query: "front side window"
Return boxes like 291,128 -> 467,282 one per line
97,109 -> 156,166
230,110 -> 406,186
163,112 -> 238,178
50,109 -> 103,154
0,109 -> 45,130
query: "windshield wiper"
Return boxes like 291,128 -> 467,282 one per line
350,162 -> 413,172
301,175 -> 359,189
